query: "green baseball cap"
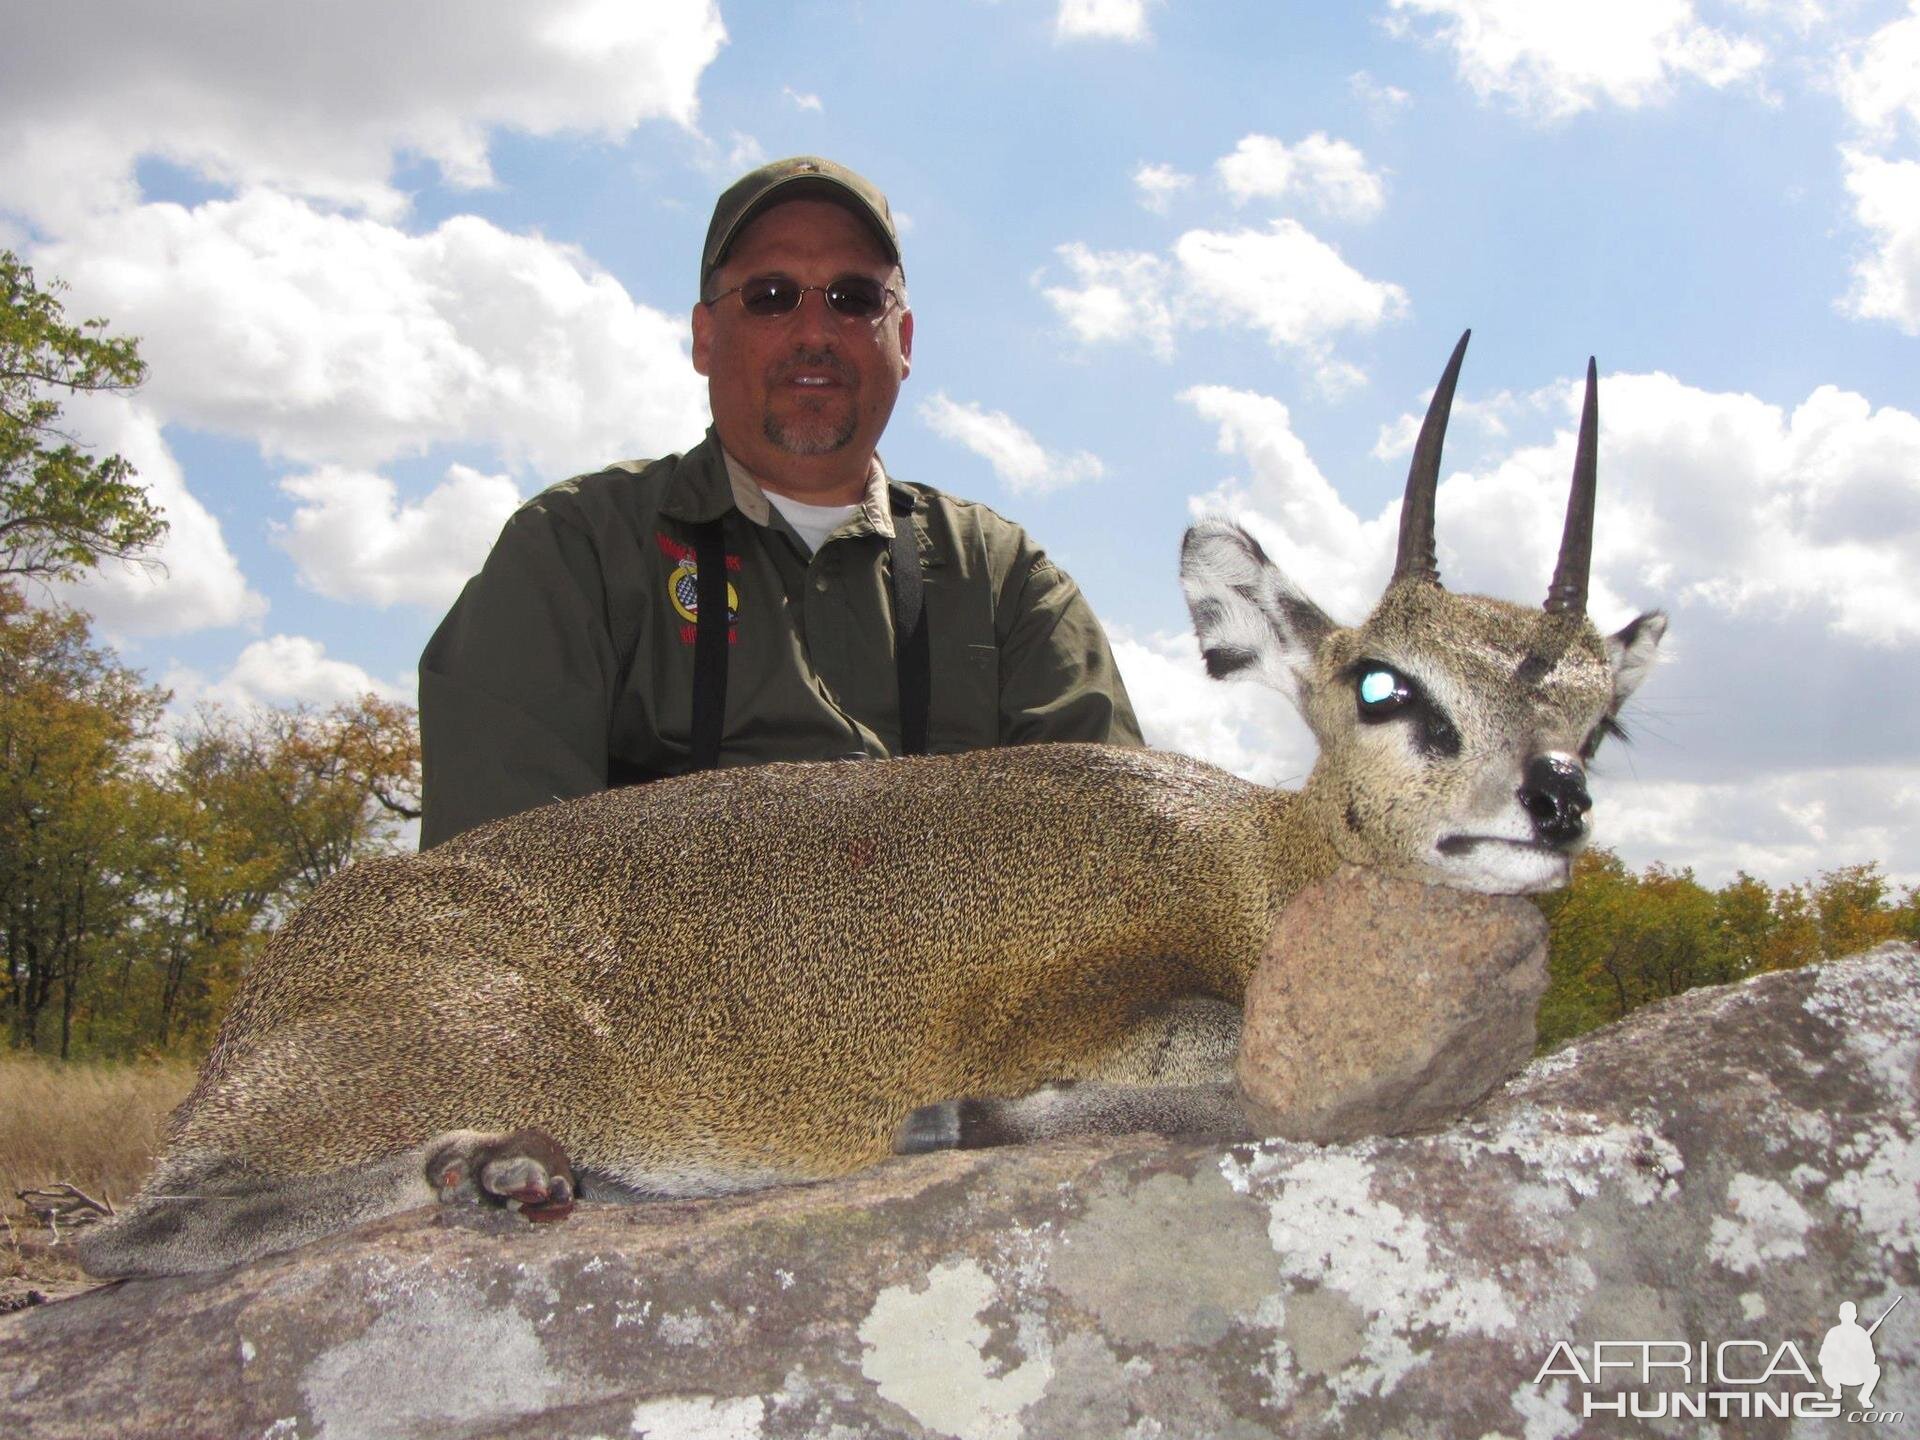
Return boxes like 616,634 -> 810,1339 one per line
700,156 -> 901,295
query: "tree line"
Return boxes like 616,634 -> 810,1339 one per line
2,587 -> 418,1056
2,248 -> 1914,1062
1536,848 -> 1918,1048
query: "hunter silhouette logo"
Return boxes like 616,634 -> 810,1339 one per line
1821,1297 -> 1901,1409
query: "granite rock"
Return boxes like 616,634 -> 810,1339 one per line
3,945 -> 1916,1440
1238,866 -> 1549,1143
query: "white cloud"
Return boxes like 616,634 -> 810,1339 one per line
1173,366 -> 1920,885
1109,628 -> 1319,789
723,132 -> 769,172
918,394 -> 1105,495
1723,0 -> 1825,30
1836,1 -> 1920,142
1056,0 -> 1153,43
51,396 -> 266,637
1387,0 -> 1767,121
1840,148 -> 1920,336
273,464 -> 524,609
1371,386 -> 1526,459
1208,365 -> 1920,645
1180,385 -> 1391,622
1834,9 -> 1920,336
1174,221 -> 1409,386
32,191 -> 711,479
1604,768 -> 1920,888
0,0 -> 727,228
783,87 -> 825,113
2,0 -> 718,647
181,635 -> 408,712
1216,133 -> 1388,221
1371,413 -> 1424,463
1134,162 -> 1194,214
1042,243 -> 1178,360
1044,223 -> 1406,383
1350,70 -> 1414,117
1359,370 -> 1920,646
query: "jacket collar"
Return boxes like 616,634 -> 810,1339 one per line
657,430 -> 737,525
663,428 -> 911,537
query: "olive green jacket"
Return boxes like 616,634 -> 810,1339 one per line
418,431 -> 1142,847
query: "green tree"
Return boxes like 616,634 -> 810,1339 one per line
75,696 -> 424,1054
1537,848 -> 1639,1046
0,587 -> 167,1054
0,574 -> 429,1055
1712,871 -> 1776,981
1541,852 -> 1776,1048
177,696 -> 421,909
1812,862 -> 1897,959
1758,883 -> 1823,973
1893,884 -> 1920,944
1631,863 -> 1730,999
2,251 -> 166,583
121,774 -> 279,1052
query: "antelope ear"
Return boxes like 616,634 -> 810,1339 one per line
1180,519 -> 1334,711
1606,609 -> 1667,711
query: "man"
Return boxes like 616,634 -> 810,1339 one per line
419,156 -> 1141,848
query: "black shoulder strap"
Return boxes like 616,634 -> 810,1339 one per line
889,491 -> 930,757
690,518 -> 729,771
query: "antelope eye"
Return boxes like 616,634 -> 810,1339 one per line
1356,665 -> 1414,719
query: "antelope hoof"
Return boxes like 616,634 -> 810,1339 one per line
894,1100 -> 964,1153
427,1127 -> 577,1222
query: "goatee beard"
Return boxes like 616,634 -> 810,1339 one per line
765,407 -> 859,456
764,349 -> 860,455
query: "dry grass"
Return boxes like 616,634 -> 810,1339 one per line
1,1054 -> 196,1307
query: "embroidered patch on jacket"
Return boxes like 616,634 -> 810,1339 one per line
657,532 -> 740,644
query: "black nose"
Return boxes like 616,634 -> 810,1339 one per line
1520,753 -> 1591,846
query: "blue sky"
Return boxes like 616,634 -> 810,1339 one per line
3,0 -> 1917,884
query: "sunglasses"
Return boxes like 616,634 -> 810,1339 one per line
704,273 -> 899,321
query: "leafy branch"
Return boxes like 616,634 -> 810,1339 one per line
1,253 -> 166,584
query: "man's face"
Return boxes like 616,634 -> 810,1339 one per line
691,199 -> 912,490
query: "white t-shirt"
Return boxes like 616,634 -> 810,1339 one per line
764,490 -> 860,555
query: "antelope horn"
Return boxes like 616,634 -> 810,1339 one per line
1393,328 -> 1470,587
1545,357 -> 1599,615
